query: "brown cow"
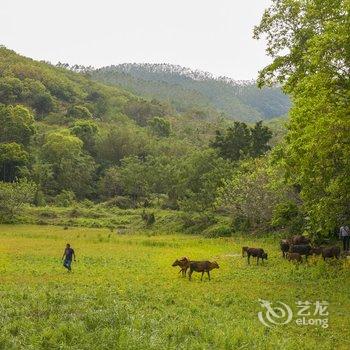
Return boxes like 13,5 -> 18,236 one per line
172,257 -> 190,277
287,252 -> 302,263
280,239 -> 290,258
188,261 -> 219,281
309,246 -> 324,256
247,248 -> 268,265
242,246 -> 249,257
291,235 -> 310,245
322,246 -> 341,261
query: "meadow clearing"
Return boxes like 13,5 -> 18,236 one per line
0,225 -> 349,350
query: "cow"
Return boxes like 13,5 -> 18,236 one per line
246,248 -> 268,265
188,261 -> 219,281
322,246 -> 341,261
280,239 -> 290,258
289,244 -> 312,260
291,235 -> 310,245
242,246 -> 249,257
172,257 -> 190,277
286,252 -> 302,263
309,246 -> 324,256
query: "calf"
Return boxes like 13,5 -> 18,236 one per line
280,239 -> 290,258
188,261 -> 219,281
289,244 -> 312,260
172,257 -> 190,277
322,246 -> 341,261
287,252 -> 302,263
291,235 -> 310,245
246,248 -> 268,265
309,246 -> 324,256
242,246 -> 249,257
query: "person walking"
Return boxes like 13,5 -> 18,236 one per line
62,243 -> 76,271
339,224 -> 350,252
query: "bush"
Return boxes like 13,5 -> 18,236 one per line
271,201 -> 305,234
204,225 -> 232,238
0,180 -> 36,223
54,190 -> 76,207
181,212 -> 218,233
103,196 -> 135,209
232,216 -> 251,233
67,105 -> 92,119
141,211 -> 156,226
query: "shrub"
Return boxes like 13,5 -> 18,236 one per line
141,211 -> 156,226
232,216 -> 251,233
271,200 -> 305,234
67,105 -> 92,119
0,180 -> 36,223
181,212 -> 218,233
204,225 -> 232,238
103,196 -> 135,209
54,190 -> 76,207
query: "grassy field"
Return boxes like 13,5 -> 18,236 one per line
0,225 -> 349,350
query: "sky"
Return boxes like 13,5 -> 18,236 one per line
1,0 -> 272,80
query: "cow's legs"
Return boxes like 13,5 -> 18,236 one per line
201,272 -> 204,281
207,271 -> 210,281
188,269 -> 193,280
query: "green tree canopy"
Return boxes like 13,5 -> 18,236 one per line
211,121 -> 272,161
254,0 -> 350,233
0,142 -> 29,182
41,130 -> 96,198
148,117 -> 171,137
70,120 -> 99,155
0,104 -> 35,146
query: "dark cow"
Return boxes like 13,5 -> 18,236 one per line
280,239 -> 290,258
309,246 -> 324,256
242,246 -> 249,257
322,246 -> 341,261
188,261 -> 219,281
172,257 -> 190,277
246,248 -> 268,265
289,244 -> 312,260
291,235 -> 310,245
287,252 -> 302,263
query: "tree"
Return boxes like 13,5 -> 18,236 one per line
211,122 -> 251,161
0,179 -> 36,223
0,142 -> 29,182
70,120 -> 99,155
98,166 -> 123,199
41,130 -> 96,198
217,156 -> 295,232
250,121 -> 272,157
179,149 -> 236,211
118,156 -> 149,202
0,104 -> 35,146
254,0 -> 350,234
211,121 -> 272,161
67,105 -> 92,119
148,117 -> 171,137
0,77 -> 24,104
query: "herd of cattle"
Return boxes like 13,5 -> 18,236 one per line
172,235 -> 346,281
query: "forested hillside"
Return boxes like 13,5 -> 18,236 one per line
0,46 -> 276,234
90,63 -> 290,122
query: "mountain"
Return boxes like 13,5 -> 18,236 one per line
90,63 -> 291,122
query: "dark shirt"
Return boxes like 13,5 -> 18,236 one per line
64,248 -> 75,260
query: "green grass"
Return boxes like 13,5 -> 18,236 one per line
0,225 -> 349,349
